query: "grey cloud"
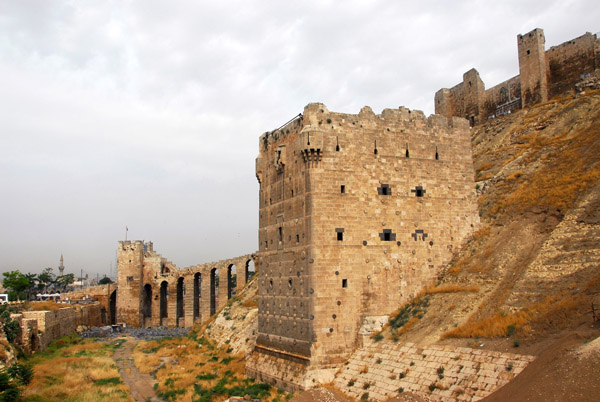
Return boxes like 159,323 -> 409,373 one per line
1,0 -> 599,277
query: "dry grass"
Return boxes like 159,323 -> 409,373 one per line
444,311 -> 529,338
476,162 -> 494,172
421,284 -> 479,295
475,172 -> 494,182
395,317 -> 420,337
241,299 -> 258,308
444,293 -> 589,339
22,336 -> 132,402
489,105 -> 600,216
473,227 -> 491,240
133,332 -> 283,402
505,170 -> 524,182
25,301 -> 64,311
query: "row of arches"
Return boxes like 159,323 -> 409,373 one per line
140,260 -> 255,327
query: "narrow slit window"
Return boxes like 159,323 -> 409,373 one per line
379,229 -> 396,242
342,279 -> 348,288
278,227 -> 283,242
411,185 -> 426,197
341,185 -> 345,194
377,184 -> 391,196
336,228 -> 344,241
296,234 -> 300,243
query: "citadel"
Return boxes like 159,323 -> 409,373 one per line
112,27 -> 599,390
12,27 -> 597,397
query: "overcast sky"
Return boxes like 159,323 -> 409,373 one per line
1,0 -> 598,278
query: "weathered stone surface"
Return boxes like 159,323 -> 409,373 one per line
333,340 -> 535,402
248,102 -> 479,390
116,240 -> 256,329
436,28 -> 600,125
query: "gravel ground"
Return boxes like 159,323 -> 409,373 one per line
80,326 -> 189,340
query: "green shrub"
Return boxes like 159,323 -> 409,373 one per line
7,363 -> 33,386
93,377 -> 122,386
196,373 -> 218,381
158,388 -> 185,401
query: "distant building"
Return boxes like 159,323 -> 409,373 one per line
435,28 -> 600,125
59,254 -> 65,276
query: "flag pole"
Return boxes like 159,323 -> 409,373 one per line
125,226 -> 128,241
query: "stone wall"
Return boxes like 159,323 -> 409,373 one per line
436,28 -> 600,124
248,102 -> 479,389
116,240 -> 256,329
546,32 -> 599,99
517,28 -> 548,106
62,284 -> 115,324
333,341 -> 535,401
11,304 -> 103,352
483,75 -> 522,119
434,69 -> 485,126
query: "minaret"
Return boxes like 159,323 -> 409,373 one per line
59,254 -> 65,276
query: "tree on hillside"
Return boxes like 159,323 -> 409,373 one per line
37,267 -> 55,293
98,276 -> 113,285
55,273 -> 75,292
24,273 -> 37,300
2,271 -> 31,301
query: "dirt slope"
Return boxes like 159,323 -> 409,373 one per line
204,276 -> 258,356
390,90 -> 600,346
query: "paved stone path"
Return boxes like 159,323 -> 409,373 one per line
113,337 -> 162,402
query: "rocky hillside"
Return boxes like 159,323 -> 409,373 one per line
203,90 -> 600,401
391,89 -> 600,347
204,276 -> 258,357
348,90 -> 600,401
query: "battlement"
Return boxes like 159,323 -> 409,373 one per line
436,27 -> 600,124
260,104 -> 468,154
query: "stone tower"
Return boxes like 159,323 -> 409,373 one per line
247,103 -> 479,390
518,28 -> 548,106
116,240 -> 145,327
59,254 -> 64,276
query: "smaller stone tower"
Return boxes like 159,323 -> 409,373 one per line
59,254 -> 64,276
116,240 -> 145,327
518,28 -> 548,106
462,69 -> 485,126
